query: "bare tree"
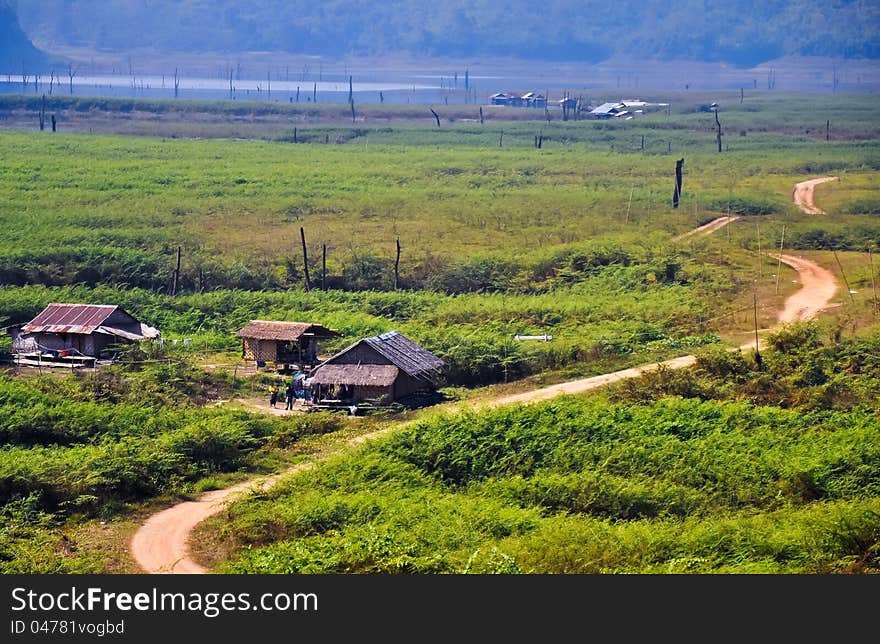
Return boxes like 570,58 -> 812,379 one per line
67,64 -> 77,95
672,158 -> 684,208
430,108 -> 441,127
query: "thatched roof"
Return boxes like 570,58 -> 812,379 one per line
308,364 -> 398,387
321,331 -> 444,383
235,320 -> 340,341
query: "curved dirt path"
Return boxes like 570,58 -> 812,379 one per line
673,215 -> 739,241
130,184 -> 840,575
793,177 -> 838,215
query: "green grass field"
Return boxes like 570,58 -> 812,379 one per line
0,90 -> 877,574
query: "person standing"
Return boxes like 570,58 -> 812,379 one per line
269,384 -> 278,408
284,380 -> 295,410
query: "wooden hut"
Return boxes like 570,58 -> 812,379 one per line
8,303 -> 160,366
235,320 -> 340,368
307,331 -> 444,405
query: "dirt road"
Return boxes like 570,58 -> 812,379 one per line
129,184 -> 841,575
792,177 -> 838,214
673,215 -> 739,241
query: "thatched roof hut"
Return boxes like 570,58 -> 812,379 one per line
235,320 -> 340,367
308,331 -> 444,404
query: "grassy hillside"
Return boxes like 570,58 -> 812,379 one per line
207,324 -> 880,574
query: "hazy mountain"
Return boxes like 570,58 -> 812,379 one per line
15,0 -> 880,67
0,0 -> 48,71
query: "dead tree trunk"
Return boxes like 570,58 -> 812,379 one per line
173,68 -> 179,98
350,100 -> 356,123
313,83 -> 317,102
499,130 -> 503,147
300,227 -> 311,291
51,114 -> 56,132
348,75 -> 353,103
394,237 -> 401,290
322,244 -> 327,291
430,108 -> 441,128
479,106 -> 484,124
672,158 -> 684,208
715,110 -> 722,153
171,246 -> 182,296
67,64 -> 76,95
39,94 -> 45,131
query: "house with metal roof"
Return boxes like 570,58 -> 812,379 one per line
235,320 -> 341,369
307,331 -> 444,405
589,102 -> 629,118
8,303 -> 160,364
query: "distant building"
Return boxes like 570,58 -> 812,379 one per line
235,320 -> 340,369
521,92 -> 546,108
589,102 -> 629,118
490,92 -> 516,106
8,303 -> 160,365
307,331 -> 444,405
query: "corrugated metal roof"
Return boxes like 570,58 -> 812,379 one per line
309,364 -> 398,387
21,303 -> 159,340
23,303 -> 119,334
235,320 -> 341,341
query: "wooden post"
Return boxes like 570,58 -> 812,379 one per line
322,244 -> 327,291
479,106 -> 483,125
756,223 -> 762,279
430,108 -> 441,128
753,292 -> 762,368
672,158 -> 684,208
51,114 -> 56,132
775,225 -> 785,295
832,247 -> 855,304
714,109 -> 722,153
293,127 -> 297,143
300,227 -> 311,291
640,134 -> 645,151
826,120 -> 830,142
171,246 -> 181,296
394,237 -> 401,290
499,130 -> 503,147
625,186 -> 634,224
869,247 -> 878,315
